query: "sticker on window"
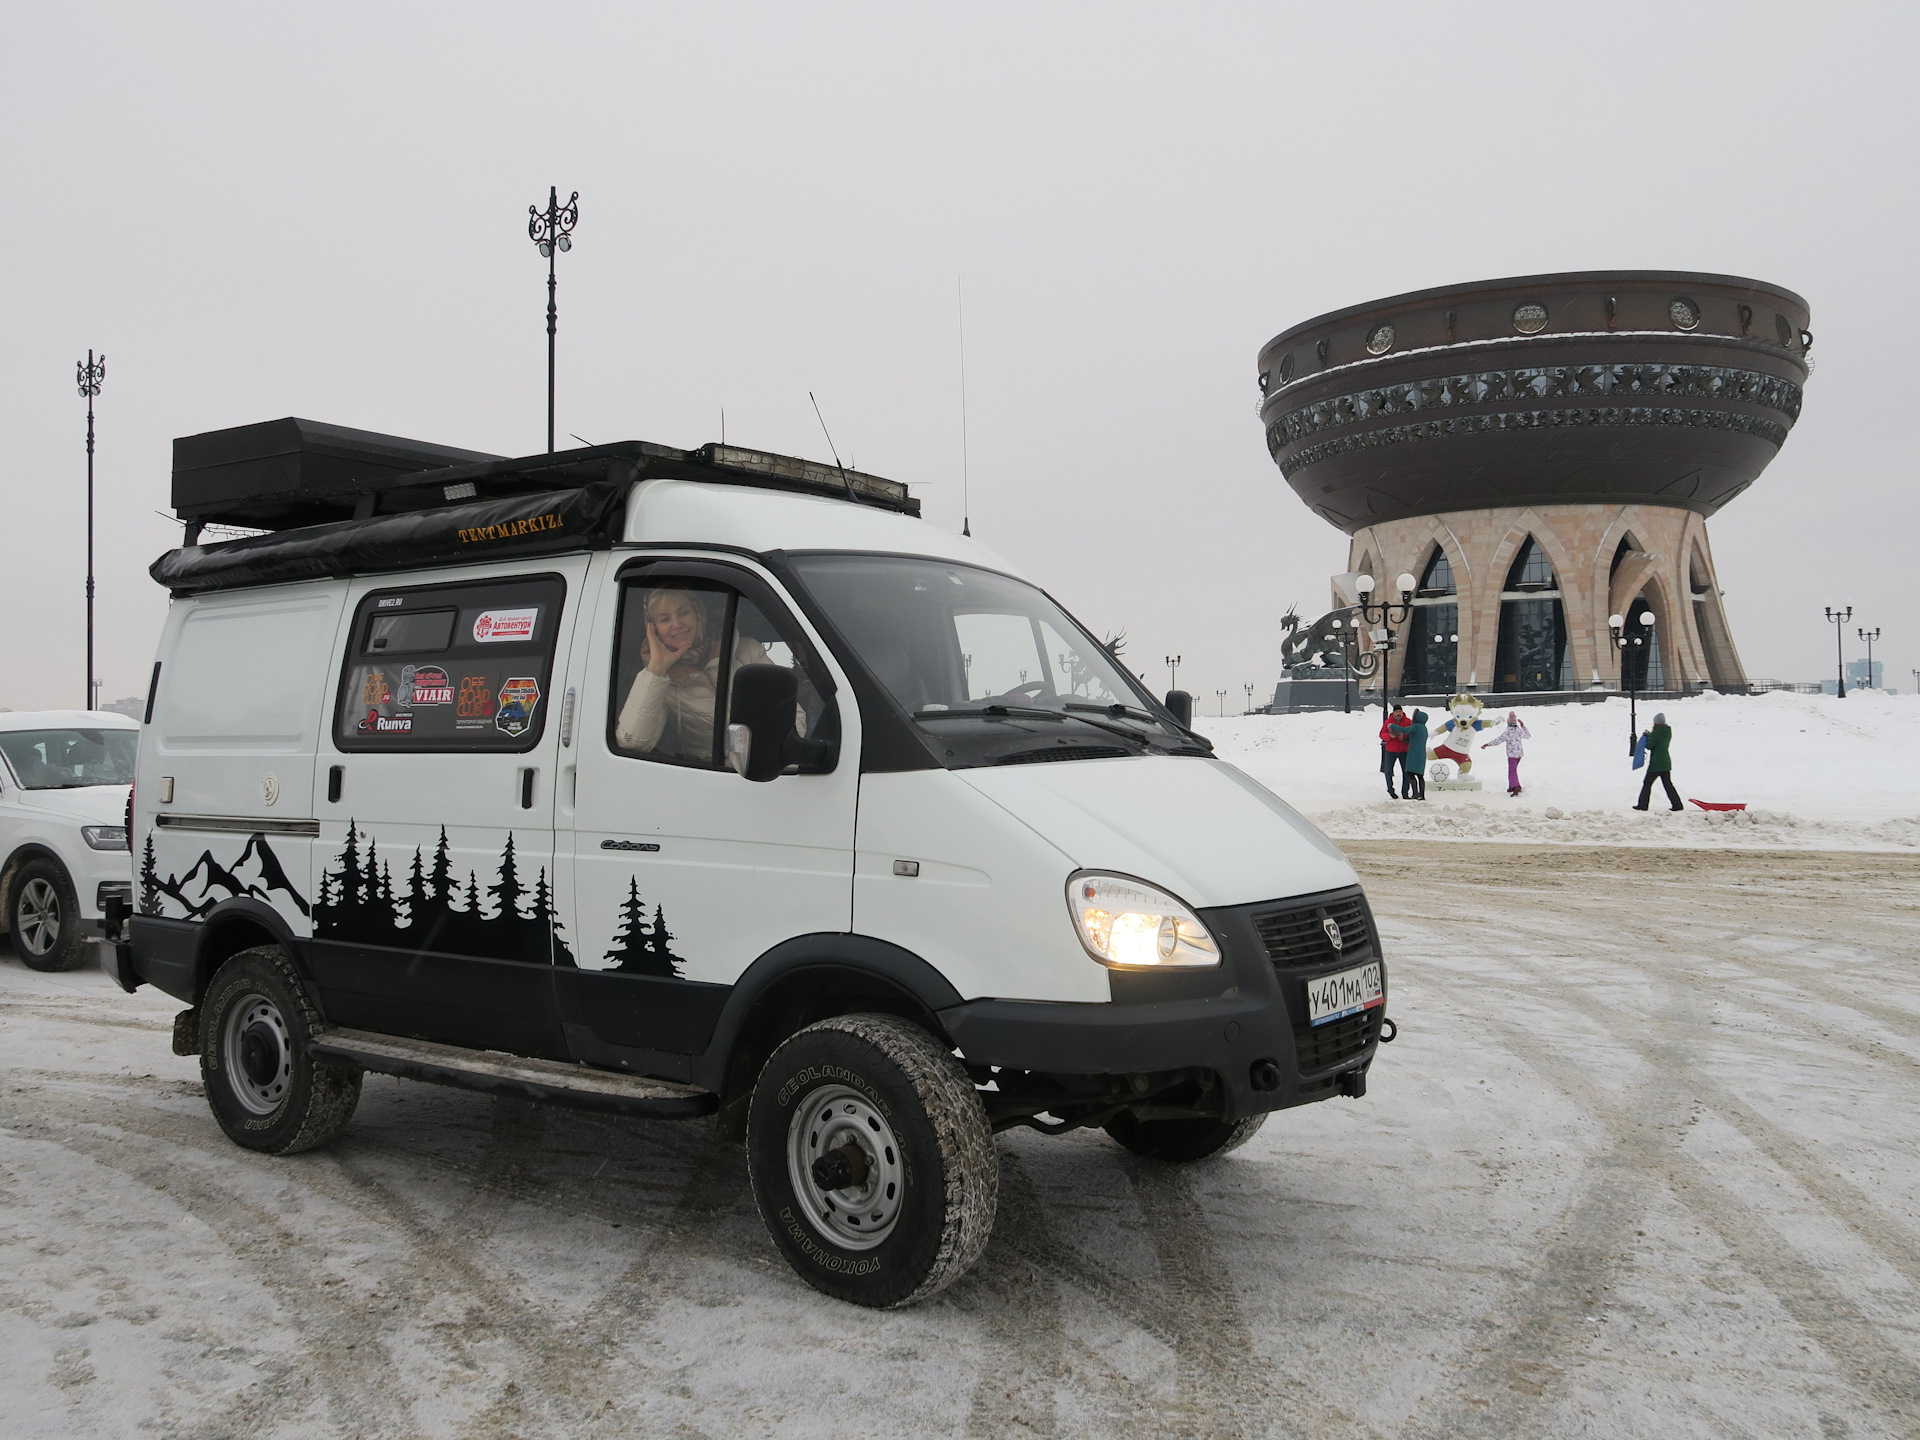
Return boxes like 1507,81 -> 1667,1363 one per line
495,677 -> 541,737
356,710 -> 414,734
473,608 -> 539,643
399,665 -> 453,707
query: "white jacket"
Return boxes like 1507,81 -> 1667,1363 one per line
1481,722 -> 1531,757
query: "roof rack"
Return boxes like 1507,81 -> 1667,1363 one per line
172,419 -> 918,535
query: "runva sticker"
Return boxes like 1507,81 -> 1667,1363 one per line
495,677 -> 541,736
473,608 -> 539,643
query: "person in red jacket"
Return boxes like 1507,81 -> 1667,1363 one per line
1379,706 -> 1411,799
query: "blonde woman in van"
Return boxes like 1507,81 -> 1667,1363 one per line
615,587 -> 774,759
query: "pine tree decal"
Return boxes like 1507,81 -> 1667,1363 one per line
488,834 -> 525,923
465,871 -> 482,917
429,827 -> 453,908
405,847 -> 428,928
533,866 -> 576,967
139,836 -> 161,916
643,904 -> 683,978
602,878 -> 685,977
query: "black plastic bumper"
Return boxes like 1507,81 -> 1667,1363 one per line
938,884 -> 1388,1122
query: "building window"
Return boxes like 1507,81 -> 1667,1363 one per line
1495,537 -> 1567,691
1403,546 -> 1458,693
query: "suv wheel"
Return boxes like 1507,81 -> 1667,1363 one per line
201,945 -> 361,1154
1103,1111 -> 1268,1162
747,1013 -> 998,1308
8,860 -> 89,972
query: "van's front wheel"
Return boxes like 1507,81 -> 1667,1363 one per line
1104,1111 -> 1267,1162
747,1014 -> 997,1308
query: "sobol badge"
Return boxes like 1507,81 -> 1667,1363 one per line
495,677 -> 541,737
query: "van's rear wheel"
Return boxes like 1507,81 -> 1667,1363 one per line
8,860 -> 89,972
201,945 -> 361,1154
747,1013 -> 997,1308
1104,1111 -> 1267,1162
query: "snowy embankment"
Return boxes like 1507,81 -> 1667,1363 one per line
1206,689 -> 1919,851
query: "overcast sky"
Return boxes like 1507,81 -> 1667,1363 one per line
5,2 -> 1914,715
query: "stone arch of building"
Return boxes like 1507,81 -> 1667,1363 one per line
1480,513 -> 1588,692
1685,525 -> 1744,687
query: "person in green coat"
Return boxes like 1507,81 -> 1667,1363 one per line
1403,708 -> 1430,800
1634,712 -> 1682,811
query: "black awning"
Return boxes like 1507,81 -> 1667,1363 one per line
151,483 -> 627,596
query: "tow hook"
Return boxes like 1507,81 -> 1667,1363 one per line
1379,1016 -> 1397,1043
1248,1058 -> 1282,1092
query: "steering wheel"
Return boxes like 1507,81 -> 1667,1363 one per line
989,683 -> 1050,703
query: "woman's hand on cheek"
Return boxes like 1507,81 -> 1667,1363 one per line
645,619 -> 681,675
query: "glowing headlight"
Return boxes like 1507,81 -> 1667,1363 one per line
1067,871 -> 1220,969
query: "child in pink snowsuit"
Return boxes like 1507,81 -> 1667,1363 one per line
1480,712 -> 1531,796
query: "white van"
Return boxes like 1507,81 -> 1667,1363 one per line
121,420 -> 1389,1307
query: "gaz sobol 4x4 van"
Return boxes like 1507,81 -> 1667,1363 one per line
119,420 -> 1388,1307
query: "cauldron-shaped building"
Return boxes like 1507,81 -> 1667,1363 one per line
1258,271 -> 1809,695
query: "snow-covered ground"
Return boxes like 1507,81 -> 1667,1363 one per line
6,844 -> 1919,1438
1208,689 -> 1919,851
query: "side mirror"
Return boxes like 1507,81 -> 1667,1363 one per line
1163,689 -> 1193,728
728,664 -> 830,781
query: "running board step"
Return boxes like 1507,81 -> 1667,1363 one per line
310,1028 -> 716,1120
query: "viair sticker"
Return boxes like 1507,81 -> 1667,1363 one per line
399,664 -> 454,708
495,677 -> 540,737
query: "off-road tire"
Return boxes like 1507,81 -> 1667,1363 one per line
747,1013 -> 998,1308
201,945 -> 361,1155
1104,1110 -> 1267,1162
8,859 -> 89,972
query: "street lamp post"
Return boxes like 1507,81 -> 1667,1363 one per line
1857,626 -> 1880,692
1215,689 -> 1227,717
1165,654 -> 1181,692
1609,609 -> 1656,753
527,186 -> 579,455
75,351 -> 105,710
1352,572 -> 1417,728
1243,681 -> 1255,713
1825,606 -> 1852,698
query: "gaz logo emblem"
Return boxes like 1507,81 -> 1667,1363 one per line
1322,918 -> 1342,950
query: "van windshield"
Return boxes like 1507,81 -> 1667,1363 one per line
0,728 -> 138,789
786,555 -> 1197,766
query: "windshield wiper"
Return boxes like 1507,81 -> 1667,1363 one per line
915,705 -> 1150,746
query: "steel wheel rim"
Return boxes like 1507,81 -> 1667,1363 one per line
16,878 -> 60,956
787,1083 -> 906,1251
223,992 -> 293,1115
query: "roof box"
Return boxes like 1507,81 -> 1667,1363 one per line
170,419 -> 918,535
174,418 -> 503,532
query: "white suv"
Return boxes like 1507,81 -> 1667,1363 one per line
0,710 -> 137,970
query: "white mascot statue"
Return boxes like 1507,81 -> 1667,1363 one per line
1429,692 -> 1488,789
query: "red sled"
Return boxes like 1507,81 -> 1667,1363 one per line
1688,800 -> 1747,812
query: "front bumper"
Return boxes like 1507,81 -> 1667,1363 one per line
938,884 -> 1387,1122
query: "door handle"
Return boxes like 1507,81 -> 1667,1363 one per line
328,765 -> 343,803
561,686 -> 576,748
520,767 -> 536,809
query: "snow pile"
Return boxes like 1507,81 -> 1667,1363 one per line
1205,689 -> 1918,851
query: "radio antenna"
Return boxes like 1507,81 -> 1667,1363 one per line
958,276 -> 971,537
808,391 -> 858,503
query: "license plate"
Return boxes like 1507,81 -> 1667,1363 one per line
1306,961 -> 1384,1026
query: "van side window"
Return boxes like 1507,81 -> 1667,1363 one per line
608,577 -> 833,770
334,575 -> 566,752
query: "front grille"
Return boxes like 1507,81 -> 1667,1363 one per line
1295,1006 -> 1381,1075
1252,888 -> 1373,968
97,881 -> 133,910
995,745 -> 1133,765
